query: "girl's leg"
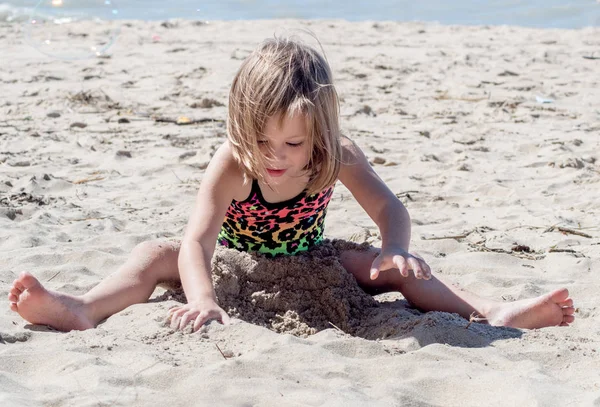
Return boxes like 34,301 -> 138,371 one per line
339,247 -> 575,329
8,240 -> 180,332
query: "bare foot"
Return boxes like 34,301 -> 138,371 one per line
8,272 -> 95,331
487,288 -> 575,329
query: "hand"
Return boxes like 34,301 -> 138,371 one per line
167,297 -> 231,332
370,247 -> 432,280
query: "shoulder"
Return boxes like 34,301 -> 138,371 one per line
337,135 -> 377,188
211,140 -> 241,170
203,140 -> 249,200
339,135 -> 367,170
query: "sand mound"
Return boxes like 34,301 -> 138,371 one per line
165,240 -> 519,344
167,240 -> 377,336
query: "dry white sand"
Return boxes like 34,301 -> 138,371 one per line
1,19 -> 600,406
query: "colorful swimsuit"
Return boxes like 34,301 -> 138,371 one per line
217,180 -> 334,257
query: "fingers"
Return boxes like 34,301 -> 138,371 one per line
168,306 -> 230,333
409,253 -> 432,280
220,311 -> 231,326
370,256 -> 382,280
393,255 -> 431,279
406,257 -> 424,279
392,255 -> 409,277
168,307 -> 184,330
192,311 -> 212,332
378,253 -> 433,280
168,306 -> 195,331
179,310 -> 198,330
192,310 -> 231,332
416,257 -> 432,280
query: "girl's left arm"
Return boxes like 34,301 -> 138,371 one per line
337,137 -> 431,280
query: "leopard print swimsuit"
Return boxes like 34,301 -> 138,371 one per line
217,179 -> 334,257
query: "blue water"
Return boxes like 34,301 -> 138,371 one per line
1,0 -> 600,28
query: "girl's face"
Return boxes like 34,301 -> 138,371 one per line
258,112 -> 311,184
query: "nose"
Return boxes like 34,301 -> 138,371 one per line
267,144 -> 286,165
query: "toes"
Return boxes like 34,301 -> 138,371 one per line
13,281 -> 25,292
9,303 -> 18,312
562,315 -> 575,324
559,298 -> 573,308
8,293 -> 18,303
10,281 -> 24,294
549,288 -> 569,303
9,287 -> 22,299
562,306 -> 575,316
18,272 -> 42,291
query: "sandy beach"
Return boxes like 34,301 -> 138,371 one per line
1,19 -> 600,406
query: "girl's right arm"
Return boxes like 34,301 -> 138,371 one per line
169,141 -> 244,331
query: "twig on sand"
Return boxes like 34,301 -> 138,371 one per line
421,231 -> 474,241
507,224 -> 596,235
46,270 -> 61,282
434,91 -> 489,102
469,242 -> 543,260
506,224 -> 550,232
171,170 -> 184,183
452,138 -> 483,145
465,312 -> 487,329
395,190 -> 419,200
548,248 -> 576,253
72,175 -> 105,184
154,116 -> 223,125
215,343 -> 228,360
548,247 -> 585,258
328,321 -> 346,334
545,226 -> 592,239
71,216 -> 111,222
424,224 -> 593,243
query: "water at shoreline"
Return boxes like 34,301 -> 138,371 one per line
1,0 -> 599,28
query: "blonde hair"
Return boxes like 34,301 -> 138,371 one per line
227,36 -> 342,195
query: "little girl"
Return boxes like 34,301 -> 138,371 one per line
8,37 -> 574,333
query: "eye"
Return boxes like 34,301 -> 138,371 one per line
286,142 -> 304,147
258,140 -> 268,145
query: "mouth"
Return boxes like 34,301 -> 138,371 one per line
266,168 -> 287,177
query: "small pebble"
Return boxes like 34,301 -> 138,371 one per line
116,150 -> 132,158
179,151 -> 197,160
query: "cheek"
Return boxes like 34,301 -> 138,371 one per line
296,146 -> 311,166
